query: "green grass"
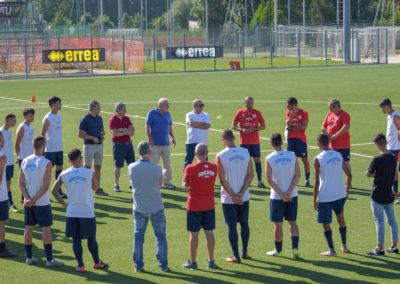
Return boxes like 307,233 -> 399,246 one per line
0,65 -> 399,283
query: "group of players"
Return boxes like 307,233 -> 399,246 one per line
0,95 -> 398,273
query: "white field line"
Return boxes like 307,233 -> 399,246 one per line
0,105 -> 48,111
0,96 -> 375,159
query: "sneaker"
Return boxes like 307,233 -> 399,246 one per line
225,256 -> 241,263
267,249 -> 282,257
207,260 -> 218,269
305,180 -> 311,187
9,205 -> 18,213
46,258 -> 64,267
365,247 -> 385,256
26,257 -> 38,265
0,249 -> 18,257
134,267 -> 144,273
182,259 -> 198,269
242,253 -> 251,259
292,249 -> 300,259
95,188 -> 109,196
321,250 -> 337,257
75,266 -> 85,273
114,185 -> 121,192
163,183 -> 176,189
341,244 -> 349,253
161,267 -> 169,272
386,246 -> 399,254
258,181 -> 267,188
93,260 -> 109,269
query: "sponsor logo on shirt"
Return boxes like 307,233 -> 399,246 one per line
198,170 -> 216,178
25,163 -> 39,171
229,155 -> 245,163
68,176 -> 87,183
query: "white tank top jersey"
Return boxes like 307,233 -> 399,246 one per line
21,155 -> 51,206
17,122 -> 34,160
0,152 -> 8,202
316,150 -> 346,203
43,112 -> 63,152
387,111 -> 400,150
60,167 -> 95,218
267,150 -> 298,200
217,146 -> 251,204
0,127 -> 14,166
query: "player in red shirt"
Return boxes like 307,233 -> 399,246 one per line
182,143 -> 218,269
286,97 -> 311,187
322,99 -> 352,178
232,96 -> 266,188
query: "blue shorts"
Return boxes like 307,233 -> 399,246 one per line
44,151 -> 64,167
5,165 -> 14,181
66,217 -> 96,239
389,150 -> 400,171
24,205 -> 53,227
270,196 -> 298,222
317,198 -> 346,224
334,148 -> 350,162
112,142 -> 135,168
222,201 -> 249,226
240,144 -> 261,158
187,209 -> 215,232
0,200 -> 9,221
287,138 -> 308,158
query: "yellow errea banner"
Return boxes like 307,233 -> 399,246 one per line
42,48 -> 105,63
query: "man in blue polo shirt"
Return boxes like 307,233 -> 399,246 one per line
78,101 -> 107,196
146,98 -> 176,189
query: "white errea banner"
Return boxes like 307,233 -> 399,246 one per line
166,46 -> 223,59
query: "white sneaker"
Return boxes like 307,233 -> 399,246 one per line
26,257 -> 38,265
46,258 -> 64,267
266,249 -> 282,257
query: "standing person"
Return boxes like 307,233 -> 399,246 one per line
0,132 -> 18,257
109,102 -> 135,193
128,141 -> 168,273
232,96 -> 266,188
51,148 -> 108,272
146,98 -> 176,189
15,108 -> 35,203
0,114 -> 18,212
321,99 -> 352,180
41,96 -> 66,198
217,130 -> 254,263
265,133 -> 301,258
379,98 -> 400,196
365,133 -> 399,256
286,97 -> 311,187
182,143 -> 218,270
79,100 -> 107,196
184,99 -> 211,170
19,136 -> 64,267
313,134 -> 352,257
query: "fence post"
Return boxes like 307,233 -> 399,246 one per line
24,37 -> 28,78
377,29 -> 380,64
324,29 -> 328,65
90,35 -> 94,75
213,32 -> 216,71
184,33 -> 186,72
153,34 -> 156,73
351,29 -> 353,64
242,32 -> 245,69
122,35 -> 125,74
297,29 -> 301,67
270,28 -> 273,68
57,37 -> 61,77
385,28 -> 388,64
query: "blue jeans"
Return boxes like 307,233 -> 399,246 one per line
184,143 -> 198,171
371,200 -> 398,245
133,209 -> 168,270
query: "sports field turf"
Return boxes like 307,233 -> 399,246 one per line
0,64 -> 399,283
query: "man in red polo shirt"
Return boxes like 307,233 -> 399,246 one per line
108,103 -> 135,193
286,97 -> 311,187
182,143 -> 218,270
232,96 -> 266,188
322,99 -> 352,177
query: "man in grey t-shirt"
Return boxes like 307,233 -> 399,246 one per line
128,141 -> 168,273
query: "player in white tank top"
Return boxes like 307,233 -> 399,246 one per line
15,109 -> 35,162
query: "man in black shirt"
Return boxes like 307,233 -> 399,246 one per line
365,133 -> 398,256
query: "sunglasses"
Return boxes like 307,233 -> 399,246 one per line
196,104 -> 204,107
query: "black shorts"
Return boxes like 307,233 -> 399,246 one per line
318,198 -> 346,224
5,165 -> 14,181
334,148 -> 350,162
24,205 -> 53,227
222,201 -> 249,226
240,144 -> 261,158
0,200 -> 9,221
287,138 -> 308,158
44,151 -> 64,167
270,197 -> 298,222
66,217 -> 96,239
187,209 -> 215,232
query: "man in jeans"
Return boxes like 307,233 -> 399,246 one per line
366,133 -> 399,256
128,141 -> 168,273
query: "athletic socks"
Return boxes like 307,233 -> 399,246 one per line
241,223 -> 250,256
0,242 -> 5,252
25,244 -> 33,258
305,173 -> 310,182
255,162 -> 262,182
7,191 -> 13,206
87,237 -> 100,264
55,170 -> 62,180
44,244 -> 53,261
275,241 -> 283,253
339,226 -> 347,245
394,181 -> 398,193
324,230 -> 335,249
228,224 -> 240,259
73,238 -> 84,267
291,236 -> 299,250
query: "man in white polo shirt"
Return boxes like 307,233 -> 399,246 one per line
51,148 -> 108,273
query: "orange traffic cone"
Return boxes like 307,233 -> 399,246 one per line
31,95 -> 36,103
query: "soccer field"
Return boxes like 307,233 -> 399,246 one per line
0,65 -> 399,283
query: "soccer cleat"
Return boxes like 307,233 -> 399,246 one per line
163,183 -> 176,189
182,259 -> 198,269
93,260 -> 109,269
320,250 -> 337,257
134,267 -> 144,273
75,266 -> 85,273
46,258 -> 65,267
225,256 -> 241,263
207,260 -> 218,269
365,248 -> 385,256
305,180 -> 311,187
161,267 -> 169,272
292,249 -> 300,259
258,181 -> 267,189
385,246 -> 399,254
114,185 -> 121,193
267,249 -> 282,257
95,188 -> 109,196
242,253 -> 251,260
341,244 -> 349,253
0,249 -> 18,257
394,192 -> 399,197
9,205 -> 18,213
26,257 -> 38,265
